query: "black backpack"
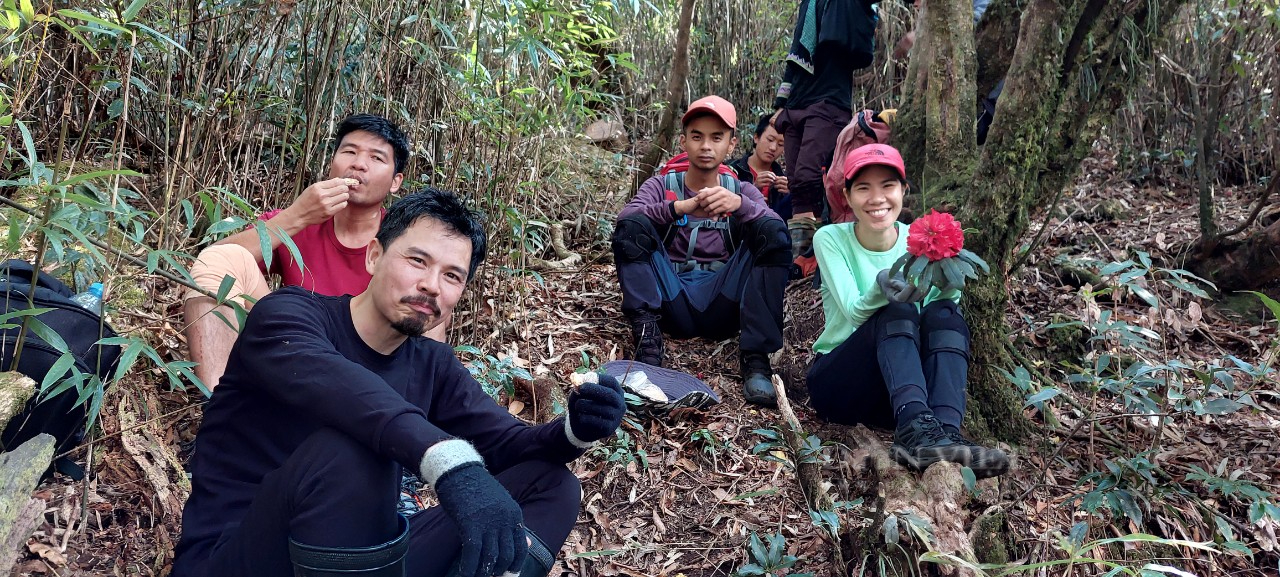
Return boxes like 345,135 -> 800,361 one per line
0,260 -> 122,478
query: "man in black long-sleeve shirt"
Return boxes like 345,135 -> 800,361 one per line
172,189 -> 627,577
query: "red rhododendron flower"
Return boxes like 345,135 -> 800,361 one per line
907,210 -> 965,261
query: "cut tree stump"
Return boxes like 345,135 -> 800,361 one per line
0,433 -> 55,575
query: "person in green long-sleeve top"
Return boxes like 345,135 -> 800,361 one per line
805,144 -> 1010,479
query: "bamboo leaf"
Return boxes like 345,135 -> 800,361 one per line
122,0 -> 148,22
57,8 -> 128,33
18,0 -> 35,24
58,168 -> 142,187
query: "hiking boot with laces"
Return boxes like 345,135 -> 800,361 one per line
890,413 -> 966,471
740,352 -> 777,407
630,311 -> 664,367
942,425 -> 1010,479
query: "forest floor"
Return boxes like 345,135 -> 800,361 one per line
6,138 -> 1280,576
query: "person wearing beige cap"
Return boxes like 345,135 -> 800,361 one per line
183,114 -> 451,394
611,96 -> 792,407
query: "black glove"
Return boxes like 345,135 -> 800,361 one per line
876,269 -> 927,304
434,463 -> 526,577
565,372 -> 626,446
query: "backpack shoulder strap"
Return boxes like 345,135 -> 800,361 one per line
664,171 -> 686,201
719,172 -> 740,195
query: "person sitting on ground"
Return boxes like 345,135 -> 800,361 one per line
183,113 -> 449,392
612,95 -> 791,407
805,144 -> 1009,478
729,114 -> 791,220
171,188 -> 627,577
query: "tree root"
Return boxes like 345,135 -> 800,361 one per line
837,425 -> 1005,576
528,222 -> 583,271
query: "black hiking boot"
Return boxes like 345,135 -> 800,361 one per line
630,311 -> 664,367
740,352 -> 777,408
942,425 -> 1011,479
890,413 -> 966,472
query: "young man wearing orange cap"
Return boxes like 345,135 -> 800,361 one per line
611,96 -> 791,407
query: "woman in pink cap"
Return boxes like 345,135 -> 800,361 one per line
805,144 -> 1009,478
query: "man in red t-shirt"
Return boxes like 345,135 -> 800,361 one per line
184,114 -> 448,391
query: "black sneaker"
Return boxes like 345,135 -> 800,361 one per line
740,352 -> 777,407
630,311 -> 664,367
942,425 -> 1010,479
890,413 -> 966,471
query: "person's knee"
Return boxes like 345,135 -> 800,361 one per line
744,218 -> 791,267
878,302 -> 920,343
188,243 -> 264,303
611,216 -> 662,264
922,300 -> 969,334
293,429 -> 392,501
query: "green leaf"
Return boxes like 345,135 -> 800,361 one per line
1243,290 -> 1280,322
957,248 -> 989,273
1024,387 -> 1060,407
1199,398 -> 1242,415
121,0 -> 149,22
56,8 -> 128,33
23,316 -> 70,352
960,466 -> 977,494
888,251 -> 911,279
18,0 -> 34,24
215,274 -> 236,302
1068,521 -> 1088,548
940,258 -> 964,290
747,532 -> 769,565
111,338 -> 144,383
40,353 -> 78,393
253,220 -> 274,270
58,168 -> 142,187
881,514 -> 900,545
907,254 -> 929,282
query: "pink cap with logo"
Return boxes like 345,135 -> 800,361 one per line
842,143 -> 907,181
681,95 -> 737,129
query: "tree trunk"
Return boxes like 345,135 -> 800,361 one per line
897,0 -> 1190,442
636,0 -> 697,186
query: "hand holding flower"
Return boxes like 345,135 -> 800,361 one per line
889,210 -> 990,292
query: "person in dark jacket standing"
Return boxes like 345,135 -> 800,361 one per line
611,96 -> 791,407
773,0 -> 879,267
171,188 -> 627,577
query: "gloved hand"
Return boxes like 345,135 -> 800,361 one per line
434,463 -> 526,577
564,372 -> 626,447
876,269 -> 928,304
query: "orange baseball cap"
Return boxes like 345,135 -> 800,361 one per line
681,95 -> 737,129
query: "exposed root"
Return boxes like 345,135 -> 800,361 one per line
529,222 -> 584,271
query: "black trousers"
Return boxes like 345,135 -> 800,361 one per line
612,214 -> 790,355
806,300 -> 971,429
187,428 -> 582,577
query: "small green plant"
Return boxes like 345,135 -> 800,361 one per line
734,532 -> 812,577
591,414 -> 648,470
454,344 -> 533,401
750,427 -> 834,471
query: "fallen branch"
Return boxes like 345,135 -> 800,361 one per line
772,375 -> 847,576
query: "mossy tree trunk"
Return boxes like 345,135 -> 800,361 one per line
896,0 -> 1190,441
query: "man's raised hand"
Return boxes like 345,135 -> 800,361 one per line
289,177 -> 356,226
